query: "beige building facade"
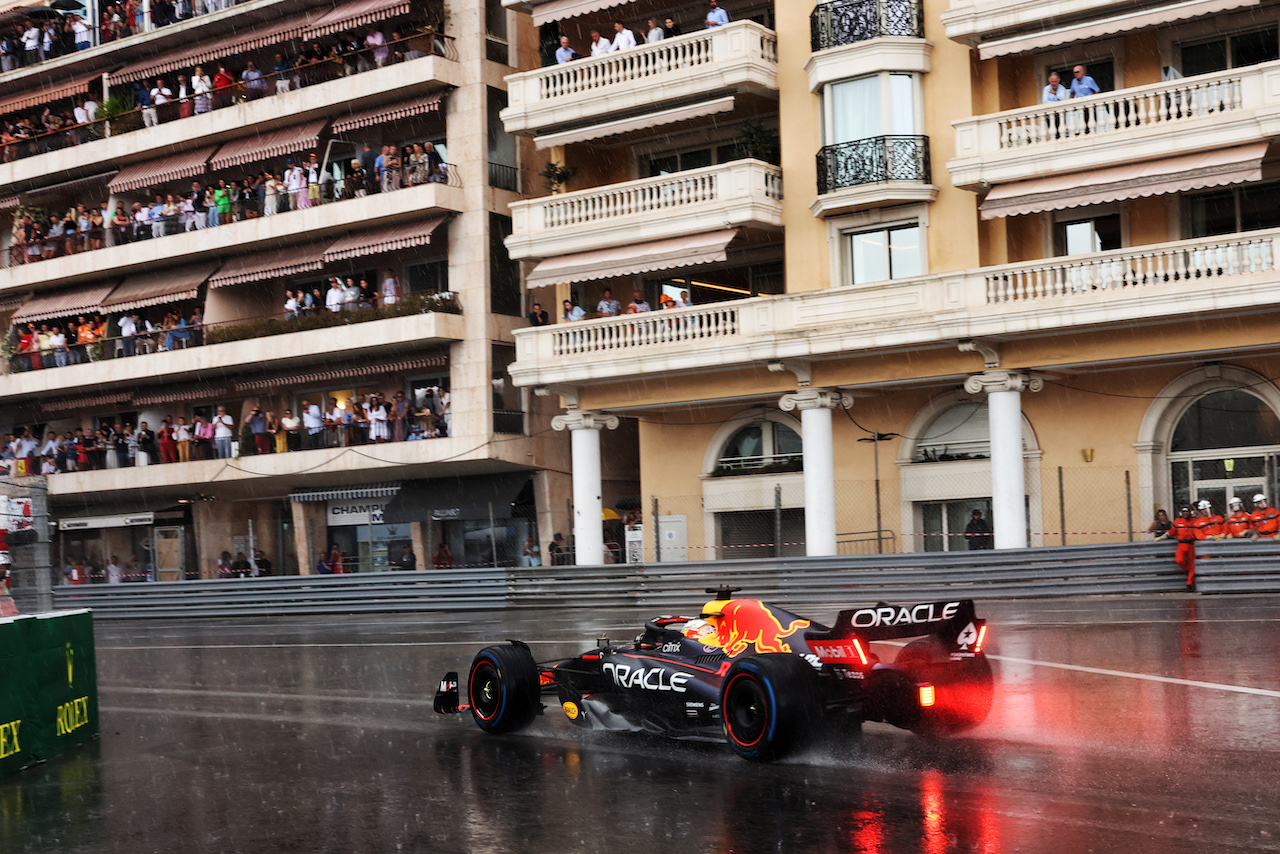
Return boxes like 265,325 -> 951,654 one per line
502,0 -> 1280,558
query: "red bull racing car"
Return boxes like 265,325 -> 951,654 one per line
435,588 -> 993,762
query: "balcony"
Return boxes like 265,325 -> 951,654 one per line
0,51 -> 460,192
0,182 -> 462,293
941,0 -> 1178,47
949,61 -> 1280,191
812,135 -> 936,216
505,159 -> 783,260
0,312 -> 465,404
500,21 -> 777,146
510,228 -> 1280,388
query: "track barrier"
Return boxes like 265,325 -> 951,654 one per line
47,539 -> 1280,620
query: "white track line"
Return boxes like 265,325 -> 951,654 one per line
988,653 -> 1280,698
101,686 -> 434,705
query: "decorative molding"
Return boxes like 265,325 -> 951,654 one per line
535,384 -> 579,409
768,359 -> 812,387
551,410 -> 620,432
963,370 -> 1044,395
805,37 -> 932,93
958,338 -> 1001,369
779,388 -> 853,412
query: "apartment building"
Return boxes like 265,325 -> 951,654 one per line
0,0 -> 626,577
503,0 -> 1280,560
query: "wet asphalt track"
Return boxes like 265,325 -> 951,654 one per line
3,594 -> 1279,853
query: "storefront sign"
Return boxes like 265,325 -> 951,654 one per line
432,507 -> 461,521
57,512 -> 154,531
328,500 -> 388,527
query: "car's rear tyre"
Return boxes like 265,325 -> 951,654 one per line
895,639 -> 994,736
720,654 -> 820,762
468,644 -> 540,734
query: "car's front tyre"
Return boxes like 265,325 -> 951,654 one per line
467,644 -> 540,734
720,654 -> 820,762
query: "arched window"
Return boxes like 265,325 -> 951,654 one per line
1171,390 -> 1280,451
914,402 -> 991,462
715,421 -> 803,474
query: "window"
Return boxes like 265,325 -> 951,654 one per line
1185,181 -> 1280,238
920,499 -> 992,552
716,421 -> 802,474
915,402 -> 991,461
490,213 -> 521,316
1049,60 -> 1115,94
1053,214 -> 1121,256
823,73 -> 918,145
645,144 -> 741,177
487,88 -> 517,190
492,344 -> 522,434
485,0 -> 509,64
1180,27 -> 1278,77
849,222 -> 921,285
1168,389 -> 1280,509
1171,390 -> 1280,452
405,257 -> 448,294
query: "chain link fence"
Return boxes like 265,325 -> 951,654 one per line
628,465 -> 1145,562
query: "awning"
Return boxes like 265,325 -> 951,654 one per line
535,96 -> 735,149
133,383 -> 230,407
978,0 -> 1259,59
209,119 -> 328,172
109,146 -> 218,193
101,263 -> 218,313
525,230 -> 736,288
532,0 -> 634,26
11,281 -> 118,324
0,195 -> 19,211
42,391 -> 132,414
233,354 -> 448,392
383,472 -> 533,523
111,18 -> 307,83
304,0 -> 411,38
323,216 -> 449,262
56,512 -> 156,531
331,92 -> 445,134
290,482 -> 402,502
208,242 -> 328,288
26,171 -> 118,199
979,144 -> 1268,219
0,71 -> 99,115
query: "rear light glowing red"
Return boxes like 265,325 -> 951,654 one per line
974,625 -> 988,653
919,685 -> 936,707
851,638 -> 869,666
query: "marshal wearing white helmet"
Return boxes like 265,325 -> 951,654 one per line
1249,494 -> 1280,537
1226,496 -> 1254,538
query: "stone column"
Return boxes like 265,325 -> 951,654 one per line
552,411 -> 619,565
779,389 -> 850,557
963,371 -> 1042,549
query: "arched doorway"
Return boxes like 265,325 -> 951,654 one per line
1135,366 -> 1280,516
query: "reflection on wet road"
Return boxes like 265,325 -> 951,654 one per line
3,596 -> 1279,853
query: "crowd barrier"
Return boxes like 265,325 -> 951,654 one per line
46,540 -> 1280,620
0,610 -> 99,777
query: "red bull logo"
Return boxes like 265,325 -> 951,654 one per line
713,600 -> 810,658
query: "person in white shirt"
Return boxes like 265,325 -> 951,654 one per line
646,19 -> 665,43
381,271 -> 401,306
192,67 -> 212,114
174,417 -> 192,462
301,400 -> 324,449
145,79 -> 172,127
612,22 -> 637,49
48,328 -> 67,367
107,558 -> 125,584
73,100 -> 90,124
562,300 -> 585,321
40,432 -> 58,458
41,456 -> 58,475
22,25 -> 40,64
118,313 -> 137,356
596,288 -> 621,316
284,290 -> 299,319
285,161 -> 303,210
589,30 -> 613,55
326,400 -> 345,448
83,97 -> 99,121
213,406 -> 235,458
705,0 -> 729,27
71,15 -> 92,50
326,279 -> 345,312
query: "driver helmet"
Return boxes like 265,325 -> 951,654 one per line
682,618 -> 719,646
1254,494 -> 1268,506
1197,499 -> 1212,511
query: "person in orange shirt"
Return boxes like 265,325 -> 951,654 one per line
1193,499 -> 1223,540
1171,505 -> 1197,590
1225,496 -> 1254,538
1249,494 -> 1280,538
76,315 -> 97,361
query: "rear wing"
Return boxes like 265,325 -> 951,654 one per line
809,600 -> 983,650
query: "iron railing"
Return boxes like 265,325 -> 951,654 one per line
489,162 -> 519,192
810,0 -> 923,51
816,135 -> 930,194
492,409 -> 524,434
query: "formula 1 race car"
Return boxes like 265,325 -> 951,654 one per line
434,588 -> 994,762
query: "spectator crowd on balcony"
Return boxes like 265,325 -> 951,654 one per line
8,309 -> 204,372
6,137 -> 446,265
530,288 -> 692,325
2,386 -> 451,477
553,0 -> 730,62
1,21 -> 450,163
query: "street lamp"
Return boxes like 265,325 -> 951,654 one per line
857,431 -> 899,554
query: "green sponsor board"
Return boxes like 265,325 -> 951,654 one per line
0,610 -> 99,778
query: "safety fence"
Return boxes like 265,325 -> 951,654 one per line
47,540 -> 1280,619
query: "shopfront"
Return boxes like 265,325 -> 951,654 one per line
55,506 -> 194,582
324,497 -> 412,573
383,472 -> 536,568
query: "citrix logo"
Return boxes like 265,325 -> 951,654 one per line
602,662 -> 692,693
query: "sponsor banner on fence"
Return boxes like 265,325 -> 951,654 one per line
0,610 -> 99,778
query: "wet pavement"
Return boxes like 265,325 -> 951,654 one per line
3,594 -> 1280,853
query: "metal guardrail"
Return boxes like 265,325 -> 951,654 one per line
50,539 -> 1280,620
